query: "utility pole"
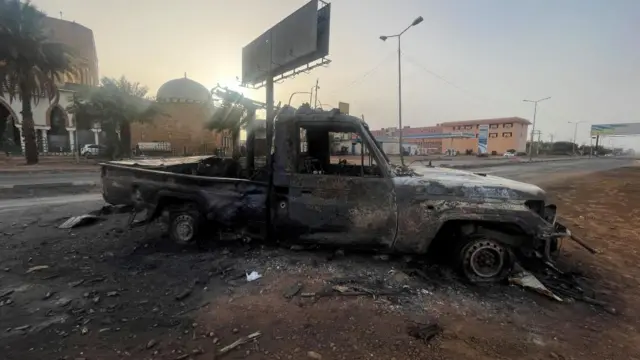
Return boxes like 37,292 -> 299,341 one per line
568,121 -> 587,156
312,79 -> 319,108
380,16 -> 424,166
534,130 -> 542,156
523,97 -> 551,161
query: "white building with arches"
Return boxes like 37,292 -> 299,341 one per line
0,87 -> 102,155
0,16 -> 101,156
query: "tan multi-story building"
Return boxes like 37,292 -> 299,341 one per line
368,117 -> 530,155
439,117 -> 530,155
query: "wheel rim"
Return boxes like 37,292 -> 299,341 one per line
464,240 -> 506,279
173,214 -> 195,244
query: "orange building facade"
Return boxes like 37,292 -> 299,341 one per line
439,117 -> 530,154
370,117 -> 530,155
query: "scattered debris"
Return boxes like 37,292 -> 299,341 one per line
0,289 -> 14,298
300,287 -> 402,299
69,279 -> 85,288
331,285 -> 350,293
569,233 -> 600,254
283,283 -> 303,299
406,322 -> 442,343
245,271 -> 262,282
175,288 -> 193,301
106,291 -> 120,297
387,269 -> 411,285
26,265 -> 49,273
146,339 -> 158,349
14,325 -> 31,332
509,266 -> 563,302
307,350 -> 323,359
217,331 -> 262,357
58,215 -> 102,229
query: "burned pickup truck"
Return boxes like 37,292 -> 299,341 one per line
100,107 -> 575,283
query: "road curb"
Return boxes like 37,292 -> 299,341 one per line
0,181 -> 98,190
0,168 -> 100,175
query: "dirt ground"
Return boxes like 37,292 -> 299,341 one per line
1,166 -> 640,360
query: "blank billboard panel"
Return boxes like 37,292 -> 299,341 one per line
271,0 -> 318,73
590,123 -> 640,136
242,0 -> 331,85
241,32 -> 272,85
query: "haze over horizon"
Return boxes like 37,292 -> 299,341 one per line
33,0 -> 640,150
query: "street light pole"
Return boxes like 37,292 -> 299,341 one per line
380,16 -> 423,166
523,97 -> 550,161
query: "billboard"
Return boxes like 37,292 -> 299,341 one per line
590,123 -> 640,136
242,0 -> 331,85
477,124 -> 489,154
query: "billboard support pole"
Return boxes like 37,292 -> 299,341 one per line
264,74 -> 275,241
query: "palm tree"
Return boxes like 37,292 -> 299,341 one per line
0,0 -> 81,164
67,76 -> 166,159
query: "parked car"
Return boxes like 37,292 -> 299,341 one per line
503,151 -> 516,158
81,144 -> 105,157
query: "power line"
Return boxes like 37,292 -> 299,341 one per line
401,53 -> 476,97
324,51 -> 396,98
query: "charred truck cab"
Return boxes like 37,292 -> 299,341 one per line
100,107 -> 573,283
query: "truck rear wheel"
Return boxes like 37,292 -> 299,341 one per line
458,231 -> 513,283
168,203 -> 201,246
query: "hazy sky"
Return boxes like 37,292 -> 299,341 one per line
34,0 -> 639,149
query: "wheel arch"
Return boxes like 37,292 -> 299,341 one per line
149,189 -> 208,221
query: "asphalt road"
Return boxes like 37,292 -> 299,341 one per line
0,172 -> 99,187
0,158 -> 634,220
0,156 -> 593,187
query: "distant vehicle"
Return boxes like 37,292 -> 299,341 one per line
81,144 -> 105,157
503,152 -> 516,158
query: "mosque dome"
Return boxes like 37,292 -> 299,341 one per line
156,75 -> 211,103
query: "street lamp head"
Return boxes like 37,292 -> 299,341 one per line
379,36 -> 388,41
412,16 -> 424,26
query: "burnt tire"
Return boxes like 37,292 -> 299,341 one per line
168,203 -> 202,246
457,232 -> 513,284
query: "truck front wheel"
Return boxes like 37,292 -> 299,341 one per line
168,203 -> 201,245
458,231 -> 514,283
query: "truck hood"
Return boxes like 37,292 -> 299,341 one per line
393,166 -> 546,201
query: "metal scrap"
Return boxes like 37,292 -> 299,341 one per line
58,215 -> 102,229
216,331 -> 262,357
407,322 -> 442,343
509,267 -> 563,302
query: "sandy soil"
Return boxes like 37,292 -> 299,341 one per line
1,166 -> 639,360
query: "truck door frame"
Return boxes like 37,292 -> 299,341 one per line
284,118 -> 398,248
